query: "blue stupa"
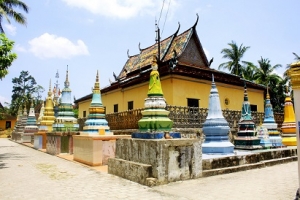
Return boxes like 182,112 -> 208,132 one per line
202,75 -> 234,154
234,82 -> 261,149
262,87 -> 283,147
52,68 -> 79,132
81,71 -> 112,135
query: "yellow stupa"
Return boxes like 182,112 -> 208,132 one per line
37,80 -> 56,148
281,86 -> 297,146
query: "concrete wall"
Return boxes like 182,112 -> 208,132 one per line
108,138 -> 202,186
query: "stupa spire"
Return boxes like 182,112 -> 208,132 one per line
281,85 -> 297,146
65,65 -> 70,88
202,74 -> 234,154
82,70 -> 111,135
234,82 -> 261,149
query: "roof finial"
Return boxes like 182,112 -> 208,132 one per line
138,42 -> 142,52
127,49 -> 130,58
266,83 -> 270,99
65,65 -> 70,88
193,13 -> 199,29
96,70 -> 99,83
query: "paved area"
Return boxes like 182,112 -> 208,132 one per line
0,138 -> 298,200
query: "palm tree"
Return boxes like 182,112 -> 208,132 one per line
218,41 -> 252,77
253,57 -> 282,85
0,0 -> 29,33
242,63 -> 257,81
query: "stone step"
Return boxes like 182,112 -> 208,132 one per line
108,158 -> 155,186
202,156 -> 298,177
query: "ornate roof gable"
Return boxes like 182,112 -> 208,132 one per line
118,16 -> 209,79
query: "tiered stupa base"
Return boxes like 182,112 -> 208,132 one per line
73,134 -> 130,166
46,131 -> 79,155
21,133 -> 34,143
282,135 -> 297,146
202,141 -> 234,154
234,137 -> 262,150
256,126 -> 272,149
132,132 -> 181,139
269,135 -> 284,147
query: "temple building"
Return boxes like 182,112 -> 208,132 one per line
75,18 -> 265,118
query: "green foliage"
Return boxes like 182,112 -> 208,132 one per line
10,71 -> 43,116
0,33 -> 17,79
218,41 -> 252,77
0,0 -> 29,33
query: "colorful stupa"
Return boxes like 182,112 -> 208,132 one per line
23,100 -> 38,143
81,71 -> 112,135
11,106 -> 22,141
202,75 -> 234,154
34,80 -> 56,149
132,54 -> 180,139
256,122 -> 272,148
52,68 -> 79,132
234,82 -> 261,149
262,87 -> 283,147
53,70 -> 60,118
281,86 -> 297,146
37,101 -> 45,125
18,103 -> 28,142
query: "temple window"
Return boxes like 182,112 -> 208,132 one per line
114,104 -> 118,113
83,111 -> 86,118
225,98 -> 230,106
187,98 -> 199,107
250,104 -> 257,112
128,101 -> 134,110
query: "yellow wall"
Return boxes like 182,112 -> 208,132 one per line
78,75 -> 264,116
0,118 -> 16,130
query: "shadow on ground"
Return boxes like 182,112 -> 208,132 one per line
0,149 -> 28,169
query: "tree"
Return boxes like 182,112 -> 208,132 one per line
0,33 -> 17,79
218,41 -> 252,77
0,0 -> 29,33
11,71 -> 37,115
253,57 -> 282,85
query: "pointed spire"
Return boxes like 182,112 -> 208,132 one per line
65,65 -> 70,88
266,83 -> 270,99
48,79 -> 52,97
243,81 -> 248,101
93,70 -> 100,93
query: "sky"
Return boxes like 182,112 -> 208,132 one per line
0,0 -> 299,105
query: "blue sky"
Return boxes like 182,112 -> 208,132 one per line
0,0 -> 299,105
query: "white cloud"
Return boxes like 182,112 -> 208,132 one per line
62,0 -> 178,19
4,24 -> 16,36
14,44 -> 26,52
28,33 -> 89,59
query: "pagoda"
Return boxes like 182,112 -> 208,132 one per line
234,82 -> 261,149
281,87 -> 297,146
202,75 -> 234,154
17,103 -> 28,142
23,100 -> 38,143
261,87 -> 283,147
34,80 -> 55,149
11,107 -> 22,141
52,68 -> 79,132
37,101 -> 45,125
81,71 -> 112,135
53,70 -> 60,118
132,54 -> 180,139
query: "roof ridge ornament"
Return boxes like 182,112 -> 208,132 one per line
192,13 -> 199,29
174,22 -> 180,36
138,42 -> 142,52
127,49 -> 130,58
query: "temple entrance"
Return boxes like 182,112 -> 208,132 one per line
5,121 -> 11,129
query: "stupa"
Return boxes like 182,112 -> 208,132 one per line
17,103 -> 28,142
34,80 -> 55,149
81,71 -> 112,135
11,107 -> 22,141
23,100 -> 38,143
281,86 -> 297,146
37,101 -> 45,125
262,87 -> 283,147
52,68 -> 79,132
256,124 -> 272,149
53,70 -> 60,118
234,82 -> 261,149
202,75 -> 234,154
132,55 -> 180,139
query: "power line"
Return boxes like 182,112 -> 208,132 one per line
161,0 -> 171,36
158,0 -> 166,26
